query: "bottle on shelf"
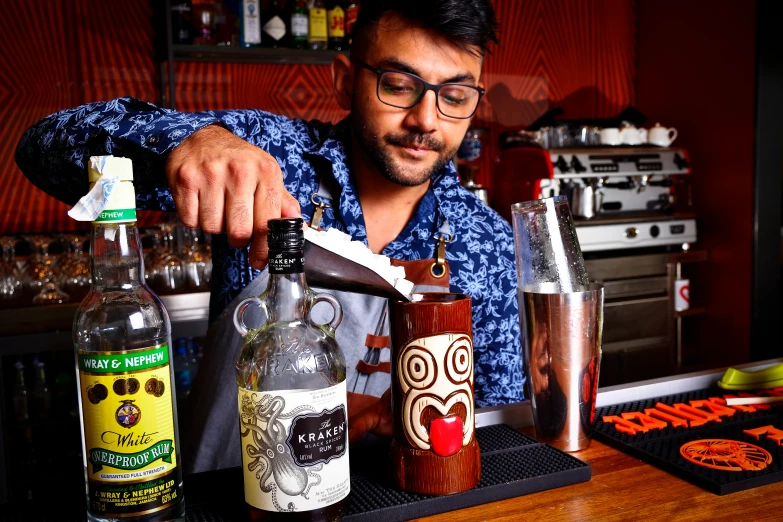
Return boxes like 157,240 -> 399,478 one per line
13,360 -> 29,422
31,358 -> 52,420
327,0 -> 346,51
73,156 -> 184,520
261,0 -> 288,48
289,0 -> 309,49
234,218 -> 349,519
214,1 -> 237,46
171,0 -> 193,45
192,0 -> 217,45
308,0 -> 328,50
345,1 -> 359,46
240,0 -> 262,46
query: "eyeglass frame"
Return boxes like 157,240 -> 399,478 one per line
352,59 -> 485,120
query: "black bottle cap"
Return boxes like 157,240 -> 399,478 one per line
267,218 -> 304,251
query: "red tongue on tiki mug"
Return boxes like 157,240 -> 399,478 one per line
430,416 -> 464,457
389,293 -> 481,496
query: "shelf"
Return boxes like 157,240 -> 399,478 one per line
172,44 -> 343,65
675,306 -> 706,318
0,292 -> 210,338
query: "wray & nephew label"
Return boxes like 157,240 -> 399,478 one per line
78,344 -> 182,517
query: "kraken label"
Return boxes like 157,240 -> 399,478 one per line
238,381 -> 350,512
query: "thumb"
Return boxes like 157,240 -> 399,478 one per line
281,191 -> 301,218
348,410 -> 377,445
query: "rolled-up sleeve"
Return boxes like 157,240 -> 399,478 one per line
15,96 -> 220,211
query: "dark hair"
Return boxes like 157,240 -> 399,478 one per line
353,0 -> 499,56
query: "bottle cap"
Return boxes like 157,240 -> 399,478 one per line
268,218 -> 304,251
88,156 -> 134,183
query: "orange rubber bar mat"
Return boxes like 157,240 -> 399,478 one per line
594,388 -> 783,495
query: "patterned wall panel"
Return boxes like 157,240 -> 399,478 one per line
0,0 -> 636,234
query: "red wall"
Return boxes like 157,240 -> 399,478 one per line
0,0 -> 636,234
636,0 -> 757,363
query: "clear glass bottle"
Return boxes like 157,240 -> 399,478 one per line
73,156 -> 184,521
262,0 -> 288,48
290,0 -> 309,49
13,360 -> 29,422
308,0 -> 328,50
327,1 -> 345,51
32,358 -> 52,420
234,218 -> 349,521
241,0 -> 263,46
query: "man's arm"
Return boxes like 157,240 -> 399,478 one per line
16,97 -> 299,267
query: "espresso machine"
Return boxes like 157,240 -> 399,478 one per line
494,145 -> 697,252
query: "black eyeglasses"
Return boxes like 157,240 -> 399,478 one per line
352,59 -> 484,119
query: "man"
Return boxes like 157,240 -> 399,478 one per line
16,0 -> 523,473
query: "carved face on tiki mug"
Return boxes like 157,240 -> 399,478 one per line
389,293 -> 481,496
397,333 -> 475,457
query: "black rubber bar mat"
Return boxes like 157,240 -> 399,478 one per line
594,388 -> 783,495
0,424 -> 590,521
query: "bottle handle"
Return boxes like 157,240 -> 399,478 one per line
310,292 -> 343,334
233,297 -> 268,337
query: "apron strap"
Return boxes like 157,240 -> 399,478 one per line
310,174 -> 342,229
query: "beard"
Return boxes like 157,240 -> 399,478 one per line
351,108 -> 458,187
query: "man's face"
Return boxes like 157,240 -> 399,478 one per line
351,15 -> 484,187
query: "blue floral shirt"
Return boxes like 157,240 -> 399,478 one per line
15,97 -> 524,406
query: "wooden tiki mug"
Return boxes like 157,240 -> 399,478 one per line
388,293 -> 481,495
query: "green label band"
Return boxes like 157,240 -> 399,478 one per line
89,439 -> 173,472
79,345 -> 169,373
94,208 -> 137,222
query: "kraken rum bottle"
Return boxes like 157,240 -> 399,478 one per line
73,156 -> 184,520
234,218 -> 349,521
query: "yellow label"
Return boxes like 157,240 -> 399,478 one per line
78,345 -> 181,516
309,8 -> 327,40
328,6 -> 345,38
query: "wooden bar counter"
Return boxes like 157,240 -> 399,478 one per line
418,432 -> 783,521
441,359 -> 783,522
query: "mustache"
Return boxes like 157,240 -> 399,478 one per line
384,132 -> 446,152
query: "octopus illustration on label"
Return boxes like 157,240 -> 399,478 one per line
238,381 -> 350,512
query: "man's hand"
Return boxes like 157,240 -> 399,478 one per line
165,125 -> 301,269
348,388 -> 393,444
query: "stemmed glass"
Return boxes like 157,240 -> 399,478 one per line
145,224 -> 185,294
24,235 -> 59,296
1,236 -> 24,304
60,234 -> 91,302
24,235 -> 70,306
180,227 -> 211,291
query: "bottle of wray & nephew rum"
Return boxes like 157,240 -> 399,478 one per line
73,156 -> 185,520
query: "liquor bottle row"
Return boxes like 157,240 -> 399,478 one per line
172,0 -> 361,51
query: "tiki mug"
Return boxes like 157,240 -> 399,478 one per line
388,293 -> 481,495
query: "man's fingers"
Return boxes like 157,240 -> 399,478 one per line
224,164 -> 255,248
173,186 -> 199,229
281,191 -> 301,218
348,409 -> 378,445
199,163 -> 226,234
249,183 -> 282,269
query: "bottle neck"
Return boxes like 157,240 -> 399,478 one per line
91,223 -> 144,290
266,248 -> 307,322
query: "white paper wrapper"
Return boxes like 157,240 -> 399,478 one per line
67,173 -> 120,221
